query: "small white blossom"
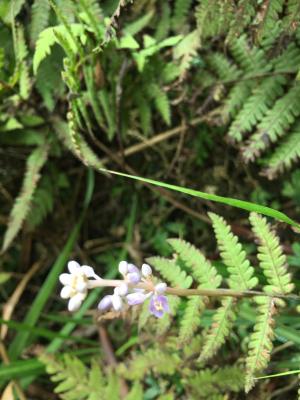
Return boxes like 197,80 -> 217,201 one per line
155,282 -> 167,294
59,261 -> 100,312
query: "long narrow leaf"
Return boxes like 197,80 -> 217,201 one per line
99,168 -> 300,229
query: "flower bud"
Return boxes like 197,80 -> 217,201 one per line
115,283 -> 128,296
127,292 -> 147,306
127,263 -> 139,273
118,261 -> 128,276
112,294 -> 123,311
155,282 -> 167,294
127,272 -> 141,284
141,263 -> 152,277
98,295 -> 112,311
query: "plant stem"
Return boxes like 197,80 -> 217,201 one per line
88,280 -> 299,300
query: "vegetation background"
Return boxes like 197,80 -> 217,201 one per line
1,0 -> 300,399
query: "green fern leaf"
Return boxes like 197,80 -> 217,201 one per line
179,296 -> 205,342
155,4 -> 170,40
245,296 -> 278,392
249,212 -> 294,294
167,238 -> 222,288
242,85 -> 300,162
146,256 -> 192,288
2,142 -> 49,252
30,0 -> 50,44
226,0 -> 256,43
172,0 -> 193,31
209,212 -> 258,290
187,364 -> 244,398
125,382 -> 143,400
33,24 -> 86,74
228,75 -> 286,142
198,297 -> 237,362
118,348 -> 179,380
173,30 -> 200,75
262,129 -> 300,179
256,0 -> 285,41
284,0 -> 300,31
148,84 -> 171,125
206,52 -> 241,81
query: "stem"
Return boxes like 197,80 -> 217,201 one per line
88,280 -> 299,301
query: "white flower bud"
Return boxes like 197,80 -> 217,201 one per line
155,282 -> 167,294
118,261 -> 128,276
115,283 -> 128,296
141,263 -> 152,277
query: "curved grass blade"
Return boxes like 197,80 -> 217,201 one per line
99,168 -> 300,230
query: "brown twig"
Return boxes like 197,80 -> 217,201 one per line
97,325 -> 129,398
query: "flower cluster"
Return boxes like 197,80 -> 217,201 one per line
98,261 -> 169,318
59,260 -> 169,318
59,261 -> 101,311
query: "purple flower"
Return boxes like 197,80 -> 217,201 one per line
149,295 -> 169,318
98,295 -> 113,311
127,272 -> 141,284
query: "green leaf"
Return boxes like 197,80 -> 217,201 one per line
98,168 -> 300,229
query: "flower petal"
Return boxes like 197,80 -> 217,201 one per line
112,294 -> 122,311
127,292 -> 147,306
149,295 -> 169,318
60,285 -> 73,299
127,272 -> 140,284
68,260 -> 80,273
80,265 -> 97,278
76,280 -> 88,293
68,293 -> 84,312
98,295 -> 112,311
59,273 -> 72,286
155,282 -> 167,294
141,263 -> 152,277
118,261 -> 128,276
127,264 -> 139,274
115,283 -> 128,296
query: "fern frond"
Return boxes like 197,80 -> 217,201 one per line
2,142 -> 49,252
209,213 -> 258,290
284,0 -> 300,31
256,0 -> 285,41
262,129 -> 300,179
147,83 -> 171,125
16,26 -> 31,99
224,80 -> 255,118
154,4 -> 170,40
242,85 -> 300,162
146,256 -> 192,288
179,296 -> 205,342
173,30 -> 200,76
206,52 -> 241,81
198,297 -> 237,362
187,364 -> 244,398
125,382 -> 143,400
53,117 -> 103,170
167,238 -> 222,288
249,212 -> 294,294
118,348 -> 179,380
26,175 -> 54,229
33,24 -> 86,74
228,75 -> 286,142
245,296 -> 278,392
40,354 -> 107,399
30,0 -> 51,44
226,0 -> 256,43
229,35 -> 268,73
172,0 -> 193,31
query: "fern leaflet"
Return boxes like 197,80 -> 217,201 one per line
249,212 -> 294,294
2,142 -> 49,252
209,212 -> 258,290
245,296 -> 278,392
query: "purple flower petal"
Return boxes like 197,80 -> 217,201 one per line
127,292 -> 148,306
127,264 -> 139,274
98,295 -> 112,311
149,295 -> 169,318
127,272 -> 141,284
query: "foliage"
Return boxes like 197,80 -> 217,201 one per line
1,1 -> 300,399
